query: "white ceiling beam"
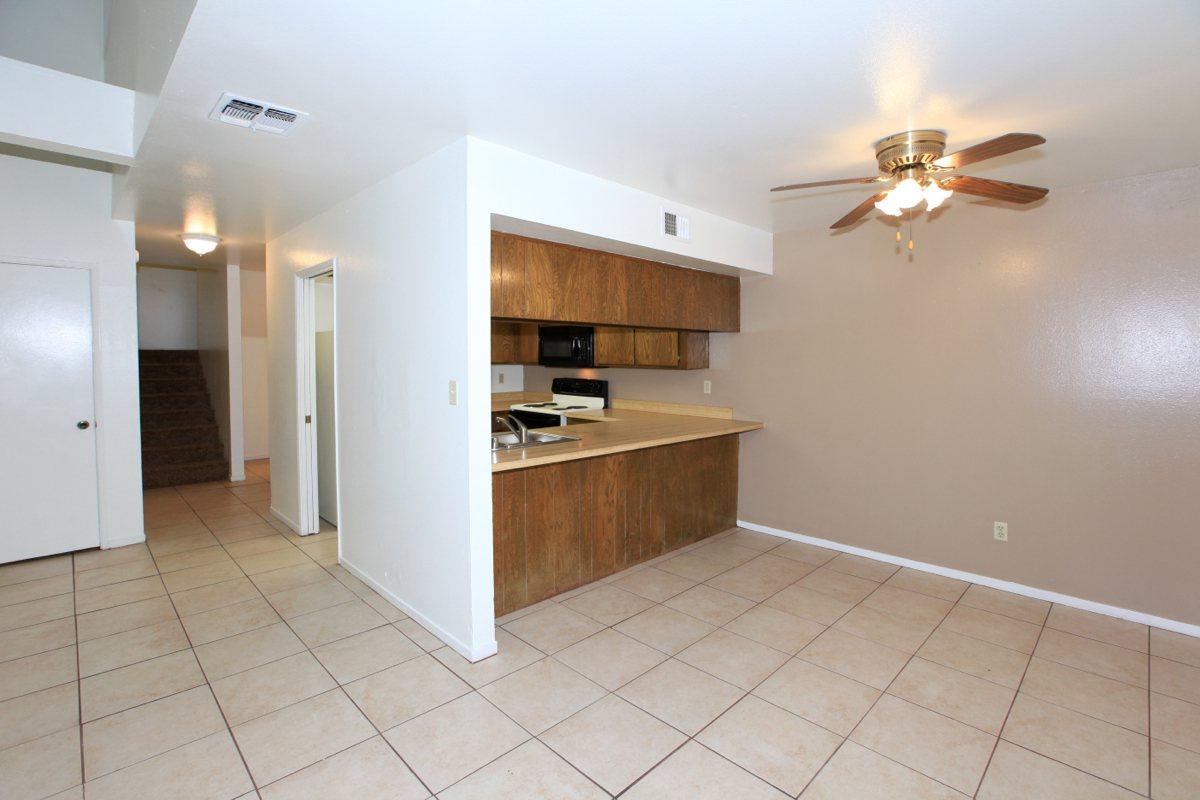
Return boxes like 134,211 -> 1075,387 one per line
0,56 -> 135,165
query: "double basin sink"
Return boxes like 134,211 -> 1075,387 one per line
490,430 -> 579,452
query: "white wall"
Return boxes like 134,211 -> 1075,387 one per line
136,265 -> 196,349
490,365 -> 523,392
240,269 -> 269,460
0,152 -> 141,548
266,140 -> 485,658
470,139 -> 774,275
0,0 -> 106,80
196,263 -> 243,480
104,0 -> 196,151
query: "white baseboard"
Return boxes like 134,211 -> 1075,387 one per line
738,519 -> 1200,639
269,506 -> 300,533
339,558 -> 498,663
102,534 -> 146,550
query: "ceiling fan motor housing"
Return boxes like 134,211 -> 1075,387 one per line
874,130 -> 947,174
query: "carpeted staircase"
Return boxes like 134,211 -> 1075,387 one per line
140,350 -> 229,488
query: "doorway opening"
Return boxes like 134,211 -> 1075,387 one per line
295,260 -> 340,537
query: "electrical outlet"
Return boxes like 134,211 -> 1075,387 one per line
703,380 -> 712,395
994,521 -> 1008,542
448,379 -> 458,406
497,371 -> 505,385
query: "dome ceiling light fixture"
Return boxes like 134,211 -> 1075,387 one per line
180,232 -> 221,255
771,130 -> 1049,249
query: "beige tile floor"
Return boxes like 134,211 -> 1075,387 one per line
1,462 -> 1199,798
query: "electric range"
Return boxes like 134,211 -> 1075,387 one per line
508,377 -> 609,429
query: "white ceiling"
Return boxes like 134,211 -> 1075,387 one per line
123,0 -> 1200,268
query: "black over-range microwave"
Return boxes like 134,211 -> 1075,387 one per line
538,325 -> 594,367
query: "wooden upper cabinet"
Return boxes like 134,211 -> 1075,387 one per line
491,320 -> 539,365
595,327 -> 708,370
492,232 -> 529,319
491,232 -> 738,332
633,330 -> 681,368
594,326 -> 635,367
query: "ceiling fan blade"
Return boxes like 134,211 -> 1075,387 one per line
942,175 -> 1048,203
933,133 -> 1045,169
771,177 -> 882,192
830,193 -> 888,229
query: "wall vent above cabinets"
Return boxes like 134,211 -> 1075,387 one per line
661,208 -> 690,241
208,92 -> 308,136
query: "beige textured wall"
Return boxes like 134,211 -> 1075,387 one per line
527,165 -> 1200,624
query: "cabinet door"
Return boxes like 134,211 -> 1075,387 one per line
492,233 -> 528,318
491,321 -> 516,364
678,332 -> 710,370
490,232 -> 506,315
522,236 -> 560,321
588,252 -> 628,325
515,322 -> 540,364
634,329 -> 681,367
625,260 -> 671,328
594,326 -> 635,366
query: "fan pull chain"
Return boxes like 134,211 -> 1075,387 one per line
907,210 -> 915,251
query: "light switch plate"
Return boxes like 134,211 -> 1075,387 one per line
703,380 -> 712,394
994,521 -> 1008,542
448,380 -> 458,406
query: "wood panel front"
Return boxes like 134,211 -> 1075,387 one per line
634,329 -> 680,367
492,434 -> 739,616
594,326 -> 635,366
491,232 -> 740,332
491,320 -> 540,364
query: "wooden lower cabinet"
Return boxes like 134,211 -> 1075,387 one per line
492,434 -> 738,616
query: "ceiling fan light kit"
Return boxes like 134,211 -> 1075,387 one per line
771,130 -> 1049,243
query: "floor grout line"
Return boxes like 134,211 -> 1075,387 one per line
4,481 -> 1193,799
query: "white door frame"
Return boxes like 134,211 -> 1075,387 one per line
293,259 -> 342,537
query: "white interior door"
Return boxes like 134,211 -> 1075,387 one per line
0,263 -> 101,562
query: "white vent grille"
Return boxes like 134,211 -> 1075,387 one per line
209,92 -> 308,136
661,208 -> 690,241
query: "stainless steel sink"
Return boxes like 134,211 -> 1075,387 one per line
490,431 -> 580,451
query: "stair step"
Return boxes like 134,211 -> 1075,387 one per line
140,361 -> 202,378
141,392 -> 211,411
139,349 -> 200,364
140,377 -> 207,394
142,460 -> 228,490
142,408 -> 216,428
143,442 -> 226,468
141,424 -> 222,447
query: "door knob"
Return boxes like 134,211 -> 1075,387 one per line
77,420 -> 90,430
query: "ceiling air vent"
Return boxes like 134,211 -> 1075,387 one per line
661,208 -> 690,241
208,92 -> 308,136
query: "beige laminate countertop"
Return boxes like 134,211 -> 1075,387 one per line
491,408 -> 763,472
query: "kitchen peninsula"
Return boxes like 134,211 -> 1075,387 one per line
492,401 -> 763,616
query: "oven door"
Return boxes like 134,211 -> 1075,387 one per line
509,409 -> 565,429
538,326 -> 594,367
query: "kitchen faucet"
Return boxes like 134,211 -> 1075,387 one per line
495,414 -> 529,443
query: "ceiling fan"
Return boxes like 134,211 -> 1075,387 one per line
771,130 -> 1048,230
